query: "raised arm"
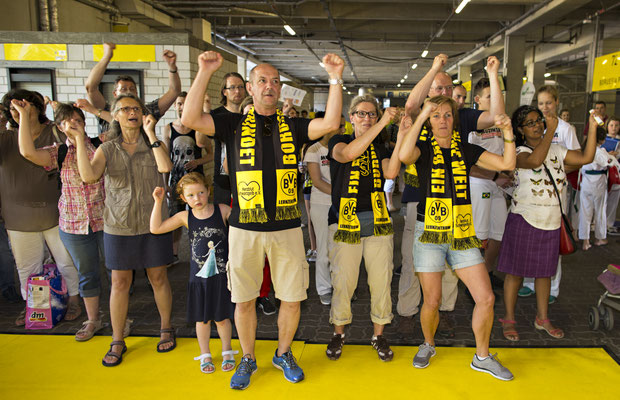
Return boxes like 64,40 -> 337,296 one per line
564,113 -> 598,166
331,108 -> 397,163
85,42 -> 115,110
74,98 -> 112,123
157,50 -> 182,115
516,116 -> 557,169
405,54 -> 447,118
399,102 -> 436,164
476,114 -> 516,171
476,56 -> 505,130
308,54 -> 345,140
65,125 -> 106,183
144,115 -> 172,173
383,112 -> 409,179
13,100 -> 53,167
181,51 -> 222,136
150,186 -> 188,234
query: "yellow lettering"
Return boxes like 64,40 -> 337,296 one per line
283,154 -> 296,164
431,185 -> 445,193
451,160 -> 466,176
240,158 -> 255,166
240,137 -> 255,147
281,142 -> 295,153
240,148 -> 254,158
454,175 -> 468,184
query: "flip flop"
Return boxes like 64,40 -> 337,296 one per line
535,317 -> 564,339
157,328 -> 177,353
499,318 -> 519,342
102,340 -> 127,367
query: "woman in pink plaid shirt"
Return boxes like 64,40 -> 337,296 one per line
14,100 -> 106,342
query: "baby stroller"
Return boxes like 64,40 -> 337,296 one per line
588,264 -> 620,331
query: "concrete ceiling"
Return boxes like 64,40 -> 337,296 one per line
153,0 -> 620,89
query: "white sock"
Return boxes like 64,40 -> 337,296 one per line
476,354 -> 489,361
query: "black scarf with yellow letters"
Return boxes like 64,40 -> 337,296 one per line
403,126 -> 430,187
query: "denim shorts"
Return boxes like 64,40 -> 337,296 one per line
413,221 -> 484,273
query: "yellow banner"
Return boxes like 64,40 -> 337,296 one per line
92,45 -> 156,62
462,80 -> 471,92
592,51 -> 620,92
4,44 -> 67,61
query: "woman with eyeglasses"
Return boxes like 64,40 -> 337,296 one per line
496,106 -> 597,342
325,95 -> 403,362
399,96 -> 516,380
70,94 -> 174,366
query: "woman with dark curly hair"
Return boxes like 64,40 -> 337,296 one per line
497,106 -> 598,342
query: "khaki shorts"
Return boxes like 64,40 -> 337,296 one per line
227,226 -> 309,303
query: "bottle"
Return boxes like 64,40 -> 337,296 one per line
589,109 -> 605,126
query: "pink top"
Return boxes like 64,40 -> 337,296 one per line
44,139 -> 105,235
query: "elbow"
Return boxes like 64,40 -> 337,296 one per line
159,166 -> 172,174
180,114 -> 192,128
384,170 -> 397,180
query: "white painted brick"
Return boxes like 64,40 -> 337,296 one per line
56,93 -> 70,102
174,46 -> 189,62
145,86 -> 160,95
176,61 -> 190,71
149,62 -> 159,70
158,78 -> 170,86
0,85 -> 9,94
58,86 -> 76,94
179,70 -> 190,80
68,45 -> 84,61
144,69 -> 159,78
155,45 -> 164,59
55,77 -> 67,85
65,61 -> 82,69
145,77 -> 159,86
74,69 -> 91,78
67,77 -> 83,86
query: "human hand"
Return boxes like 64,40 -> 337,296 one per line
64,125 -> 85,141
152,186 -> 165,202
495,173 -> 513,188
163,50 -> 177,67
74,98 -> 97,115
486,56 -> 500,75
197,51 -> 223,73
421,100 -> 439,117
322,53 -> 345,78
431,54 -> 448,72
143,114 -> 157,137
399,114 -> 413,132
494,114 -> 512,132
381,107 -> 398,125
103,42 -> 116,58
10,99 -> 31,116
184,160 -> 200,171
545,114 -> 558,135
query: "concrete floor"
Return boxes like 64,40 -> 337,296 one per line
1,192 -> 619,362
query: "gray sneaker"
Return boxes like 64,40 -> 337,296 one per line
470,353 -> 514,381
413,343 -> 436,368
319,293 -> 332,306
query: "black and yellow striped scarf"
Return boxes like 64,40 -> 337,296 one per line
403,126 -> 430,187
334,143 -> 393,244
235,107 -> 300,223
420,130 -> 481,250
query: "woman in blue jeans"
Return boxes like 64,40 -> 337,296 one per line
15,100 -> 106,341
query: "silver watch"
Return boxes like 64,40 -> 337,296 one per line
328,78 -> 344,85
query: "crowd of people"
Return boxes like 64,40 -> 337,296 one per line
0,42 -> 618,388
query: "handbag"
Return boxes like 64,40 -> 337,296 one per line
608,165 -> 620,191
542,163 -> 577,255
25,264 -> 68,330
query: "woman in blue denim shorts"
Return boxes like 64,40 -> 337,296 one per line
399,95 -> 516,381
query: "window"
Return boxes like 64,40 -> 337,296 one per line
9,68 -> 56,122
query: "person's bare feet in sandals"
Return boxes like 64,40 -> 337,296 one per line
535,317 -> 564,339
157,328 -> 176,352
75,319 -> 103,342
499,318 -> 519,342
102,342 -> 126,366
65,297 -> 82,321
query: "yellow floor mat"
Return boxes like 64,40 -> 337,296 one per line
0,334 -> 618,399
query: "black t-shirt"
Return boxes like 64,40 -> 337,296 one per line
327,134 -> 389,225
212,112 -> 311,231
211,106 -> 237,203
415,139 -> 485,222
401,107 -> 483,204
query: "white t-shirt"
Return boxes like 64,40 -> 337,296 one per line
581,146 -> 619,191
304,142 -> 332,206
511,144 -> 568,230
468,126 -> 503,185
551,118 -> 580,150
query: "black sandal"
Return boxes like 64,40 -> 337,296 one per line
102,340 -> 127,367
157,328 -> 176,353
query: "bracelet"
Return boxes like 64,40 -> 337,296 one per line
169,69 -> 178,73
328,78 -> 343,85
492,172 -> 499,181
97,109 -> 102,118
149,140 -> 163,148
503,137 -> 515,143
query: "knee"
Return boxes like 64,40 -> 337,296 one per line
422,295 -> 441,310
214,319 -> 230,328
236,300 -> 256,314
279,301 -> 299,313
111,274 -> 132,292
475,291 -> 495,309
147,269 -> 169,288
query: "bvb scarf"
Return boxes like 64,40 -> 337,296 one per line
235,107 -> 300,223
419,130 -> 481,250
403,126 -> 430,187
334,143 -> 393,244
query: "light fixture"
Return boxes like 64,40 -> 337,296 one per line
343,86 -> 347,90
319,62 -> 325,68
283,25 -> 296,36
436,28 -> 445,38
455,0 -> 471,14
602,59 -> 608,65
411,63 -> 418,70
397,83 -> 401,87
400,79 -> 405,83
241,34 -> 247,40
351,71 -> 355,76
522,77 -> 527,82
404,74 -> 408,79
347,91 -> 352,95
421,50 -> 428,58
453,79 -> 459,84
544,72 -> 551,77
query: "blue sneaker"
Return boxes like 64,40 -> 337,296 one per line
272,349 -> 305,383
517,287 -> 534,297
230,355 -> 257,390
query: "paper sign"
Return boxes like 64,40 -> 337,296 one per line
280,84 -> 307,107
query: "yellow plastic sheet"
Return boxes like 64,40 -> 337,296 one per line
92,45 -> 156,62
4,43 -> 67,61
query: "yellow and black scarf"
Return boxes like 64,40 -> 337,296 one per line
403,126 -> 430,187
420,130 -> 481,250
235,107 -> 300,223
334,143 -> 393,244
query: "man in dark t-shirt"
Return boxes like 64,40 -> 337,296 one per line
181,50 -> 344,390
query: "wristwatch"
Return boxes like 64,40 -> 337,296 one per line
328,78 -> 344,85
149,140 -> 163,148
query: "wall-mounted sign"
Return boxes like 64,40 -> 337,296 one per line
4,44 -> 67,61
93,45 -> 156,62
592,51 -> 620,92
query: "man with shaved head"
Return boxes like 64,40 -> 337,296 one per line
452,84 -> 468,109
182,51 -> 344,390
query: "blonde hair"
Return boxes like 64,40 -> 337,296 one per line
424,95 -> 460,132
176,172 -> 209,203
537,85 -> 558,101
348,94 -> 382,118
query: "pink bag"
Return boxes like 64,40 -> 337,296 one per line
26,264 -> 68,330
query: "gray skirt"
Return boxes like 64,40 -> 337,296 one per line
104,232 -> 173,270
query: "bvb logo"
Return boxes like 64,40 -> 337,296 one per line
280,171 -> 297,195
374,195 -> 383,212
342,199 -> 357,222
428,200 -> 449,223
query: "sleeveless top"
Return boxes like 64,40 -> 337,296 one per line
168,123 -> 201,190
188,205 -> 229,276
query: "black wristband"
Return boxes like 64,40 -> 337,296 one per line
492,172 -> 499,181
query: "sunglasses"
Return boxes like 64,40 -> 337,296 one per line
264,117 -> 273,137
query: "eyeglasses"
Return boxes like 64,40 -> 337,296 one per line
353,110 -> 378,118
225,85 -> 245,91
430,85 -> 454,93
263,117 -> 273,137
521,118 -> 544,128
118,106 -> 142,114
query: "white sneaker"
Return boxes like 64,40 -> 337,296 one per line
306,249 -> 317,262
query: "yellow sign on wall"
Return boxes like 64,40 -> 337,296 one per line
4,44 -> 67,61
592,51 -> 620,92
462,80 -> 471,92
93,45 -> 156,62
